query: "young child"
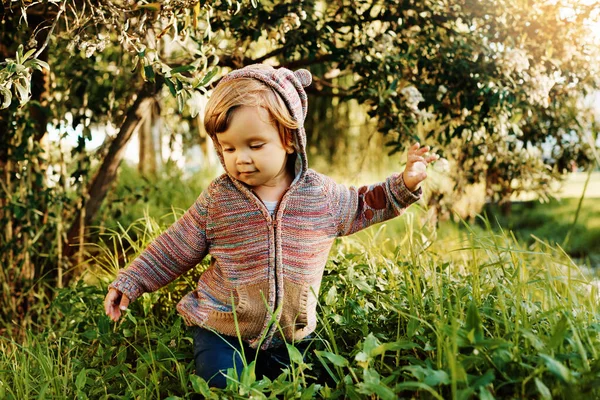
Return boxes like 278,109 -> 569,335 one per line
104,64 -> 438,388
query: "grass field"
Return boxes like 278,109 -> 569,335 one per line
550,171 -> 600,199
2,210 -> 600,398
483,198 -> 600,263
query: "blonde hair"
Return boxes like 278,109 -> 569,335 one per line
204,67 -> 299,151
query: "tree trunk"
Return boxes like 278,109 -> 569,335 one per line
64,83 -> 159,265
138,99 -> 160,176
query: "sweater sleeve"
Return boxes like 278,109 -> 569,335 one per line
325,173 -> 422,237
108,188 -> 211,303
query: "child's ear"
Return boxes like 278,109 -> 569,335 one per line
285,143 -> 295,154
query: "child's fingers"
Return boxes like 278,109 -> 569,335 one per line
105,288 -> 129,322
415,145 -> 431,155
407,153 -> 426,163
425,154 -> 439,163
119,294 -> 130,311
104,289 -> 120,321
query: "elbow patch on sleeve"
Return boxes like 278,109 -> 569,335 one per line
361,184 -> 388,220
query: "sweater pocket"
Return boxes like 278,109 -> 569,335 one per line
297,282 -> 319,331
199,284 -> 248,318
199,282 -> 270,339
280,281 -> 319,341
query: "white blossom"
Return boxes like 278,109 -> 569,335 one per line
85,44 -> 97,58
433,158 -> 450,173
436,85 -> 448,101
526,67 -> 556,108
501,48 -> 530,75
400,86 -> 424,113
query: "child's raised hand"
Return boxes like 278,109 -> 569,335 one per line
402,143 -> 439,192
104,288 -> 130,322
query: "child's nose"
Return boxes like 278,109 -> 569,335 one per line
236,150 -> 252,164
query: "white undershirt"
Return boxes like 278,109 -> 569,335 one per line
263,200 -> 278,215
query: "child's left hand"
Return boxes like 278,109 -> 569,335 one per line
402,143 -> 439,192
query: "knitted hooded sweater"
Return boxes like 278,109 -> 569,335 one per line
109,65 -> 422,349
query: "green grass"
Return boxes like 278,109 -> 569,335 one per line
94,162 -> 219,234
482,198 -> 600,264
2,212 -> 600,399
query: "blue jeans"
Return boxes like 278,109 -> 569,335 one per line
190,326 -> 312,388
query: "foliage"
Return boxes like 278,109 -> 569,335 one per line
94,162 -> 217,233
2,215 -> 600,398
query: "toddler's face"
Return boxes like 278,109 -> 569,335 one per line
217,106 -> 294,191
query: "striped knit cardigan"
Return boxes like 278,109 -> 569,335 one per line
109,65 -> 422,349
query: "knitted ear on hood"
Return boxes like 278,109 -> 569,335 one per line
293,69 -> 312,88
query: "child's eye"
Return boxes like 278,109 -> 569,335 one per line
250,144 -> 264,150
223,148 -> 234,153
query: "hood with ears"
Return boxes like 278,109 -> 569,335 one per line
208,64 -> 312,183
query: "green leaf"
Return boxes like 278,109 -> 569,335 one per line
197,67 -> 219,88
75,368 -> 87,390
478,387 -> 495,400
465,301 -> 484,343
16,44 -> 24,64
363,333 -> 380,356
14,79 -> 30,104
548,315 -> 568,350
403,365 -> 449,387
177,93 -> 185,112
316,350 -> 348,367
240,360 -> 256,386
359,381 -> 396,400
98,315 -> 110,334
0,86 -> 12,109
26,58 -> 50,71
407,318 -> 420,338
325,286 -> 337,306
190,375 -> 215,397
125,310 -> 137,324
165,78 -> 177,97
423,369 -> 450,387
535,377 -> 552,400
395,382 -> 444,400
381,340 -> 419,352
171,65 -> 196,74
520,328 -> 544,350
539,353 -> 573,383
470,369 -> 495,390
22,48 -> 36,63
286,343 -> 304,364
300,383 -> 318,400
352,278 -> 373,293
104,365 -> 125,380
82,330 -> 98,340
144,65 -> 155,82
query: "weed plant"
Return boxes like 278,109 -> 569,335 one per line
1,212 -> 600,399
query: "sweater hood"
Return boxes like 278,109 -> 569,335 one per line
209,64 -> 312,184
